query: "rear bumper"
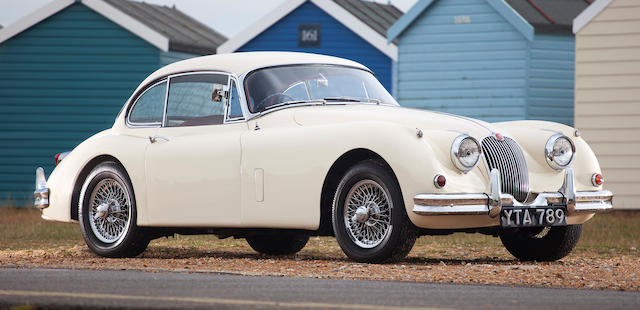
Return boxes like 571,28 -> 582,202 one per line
34,167 -> 49,209
413,167 -> 613,216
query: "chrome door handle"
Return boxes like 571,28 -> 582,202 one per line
149,136 -> 169,143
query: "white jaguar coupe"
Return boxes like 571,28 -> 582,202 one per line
34,52 -> 612,263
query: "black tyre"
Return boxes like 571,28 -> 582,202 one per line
332,160 -> 417,263
246,233 -> 310,255
79,161 -> 150,258
499,225 -> 582,261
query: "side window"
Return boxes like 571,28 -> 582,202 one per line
129,80 -> 167,125
166,74 -> 229,127
227,80 -> 243,120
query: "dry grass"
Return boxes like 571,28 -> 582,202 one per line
0,208 -> 82,250
1,208 -> 638,256
1,208 -> 639,291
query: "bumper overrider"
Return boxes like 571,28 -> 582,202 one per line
413,168 -> 613,217
34,167 -> 49,209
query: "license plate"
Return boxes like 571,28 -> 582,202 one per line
500,206 -> 567,228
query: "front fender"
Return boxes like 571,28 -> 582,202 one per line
291,120 -> 489,229
42,129 -> 152,224
495,120 -> 602,193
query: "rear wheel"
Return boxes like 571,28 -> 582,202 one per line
499,225 -> 582,261
246,233 -> 310,255
79,162 -> 150,258
332,160 -> 417,263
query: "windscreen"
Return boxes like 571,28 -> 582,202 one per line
244,65 -> 398,113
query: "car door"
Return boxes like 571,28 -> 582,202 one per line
144,72 -> 247,226
122,79 -> 167,223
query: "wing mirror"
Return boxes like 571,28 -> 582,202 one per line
211,84 -> 224,102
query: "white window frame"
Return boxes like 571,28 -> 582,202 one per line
126,79 -> 168,128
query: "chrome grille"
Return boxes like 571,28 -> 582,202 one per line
481,136 -> 530,202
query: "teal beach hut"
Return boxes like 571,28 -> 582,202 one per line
0,0 -> 226,204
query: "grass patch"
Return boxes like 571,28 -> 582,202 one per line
576,211 -> 640,255
1,208 -> 638,257
0,208 -> 82,250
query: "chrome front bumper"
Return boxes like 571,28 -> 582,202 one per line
34,167 -> 49,209
413,168 -> 613,216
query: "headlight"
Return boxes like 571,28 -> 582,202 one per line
545,134 -> 575,170
451,134 -> 481,173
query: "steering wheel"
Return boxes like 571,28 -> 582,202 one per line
255,93 -> 296,112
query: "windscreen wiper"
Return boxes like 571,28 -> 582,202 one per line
324,97 -> 381,104
260,99 -> 326,114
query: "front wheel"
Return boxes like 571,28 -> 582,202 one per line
499,225 -> 582,261
79,162 -> 150,258
332,160 -> 417,263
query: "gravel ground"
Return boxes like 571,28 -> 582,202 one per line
2,236 -> 638,292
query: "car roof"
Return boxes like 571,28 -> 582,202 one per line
139,51 -> 371,86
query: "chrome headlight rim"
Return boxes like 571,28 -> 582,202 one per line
545,133 -> 576,171
451,134 -> 482,173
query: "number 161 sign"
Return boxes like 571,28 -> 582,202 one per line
299,24 -> 321,47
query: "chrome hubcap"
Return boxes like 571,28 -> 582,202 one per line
344,180 -> 392,248
96,202 -> 109,219
354,206 -> 369,223
88,178 -> 131,244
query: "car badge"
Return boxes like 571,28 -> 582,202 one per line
494,133 -> 504,141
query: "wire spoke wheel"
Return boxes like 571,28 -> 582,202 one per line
332,161 -> 417,263
79,162 -> 150,258
343,179 -> 393,248
88,178 -> 131,244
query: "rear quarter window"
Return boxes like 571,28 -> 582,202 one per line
129,81 -> 167,125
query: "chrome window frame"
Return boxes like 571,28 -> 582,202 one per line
126,79 -> 168,128
126,64 -> 394,127
163,71 -> 232,127
225,76 -> 247,123
125,70 -> 248,128
237,63 -> 398,120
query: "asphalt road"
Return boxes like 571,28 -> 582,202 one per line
0,267 -> 638,310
